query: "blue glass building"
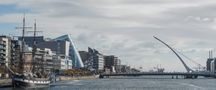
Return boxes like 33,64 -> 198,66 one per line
54,34 -> 84,68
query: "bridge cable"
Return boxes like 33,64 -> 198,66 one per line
173,48 -> 204,68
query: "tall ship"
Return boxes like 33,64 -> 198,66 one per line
7,16 -> 51,88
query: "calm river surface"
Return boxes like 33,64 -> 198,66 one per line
1,77 -> 216,90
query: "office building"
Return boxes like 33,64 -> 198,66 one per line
57,54 -> 73,70
10,40 -> 21,68
54,34 -> 84,68
43,48 -> 57,71
85,48 -> 104,71
18,36 -> 45,47
0,36 -> 12,66
93,53 -> 104,71
210,59 -> 216,73
79,50 -> 92,69
37,40 -> 70,56
104,55 -> 121,72
0,36 -> 12,78
207,58 -> 214,71
37,40 -> 72,69
206,51 -> 215,73
79,51 -> 89,63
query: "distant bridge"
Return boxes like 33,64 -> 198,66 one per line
99,37 -> 216,79
99,72 -> 216,79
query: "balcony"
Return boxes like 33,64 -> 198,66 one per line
46,62 -> 54,65
0,43 -> 6,47
0,45 -> 6,49
11,53 -> 16,55
0,57 -> 3,60
0,48 -> 6,52
0,51 -> 6,55
45,57 -> 52,60
0,41 -> 6,44
0,47 -> 5,50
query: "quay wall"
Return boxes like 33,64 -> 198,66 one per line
59,75 -> 98,81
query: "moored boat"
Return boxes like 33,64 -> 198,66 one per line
10,16 -> 52,88
12,75 -> 50,88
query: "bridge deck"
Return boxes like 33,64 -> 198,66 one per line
100,72 -> 216,78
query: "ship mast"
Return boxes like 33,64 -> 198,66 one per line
27,19 -> 43,74
20,14 -> 26,74
32,19 -> 37,73
16,14 -> 32,74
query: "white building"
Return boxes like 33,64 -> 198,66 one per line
54,34 -> 84,68
0,36 -> 11,67
43,48 -> 55,72
0,36 -> 11,78
210,59 -> 215,73
88,48 -> 104,71
67,59 -> 72,69
93,53 -> 104,71
54,54 -> 73,70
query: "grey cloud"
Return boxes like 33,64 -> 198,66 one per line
17,0 -> 106,18
2,0 -> 216,71
145,4 -> 216,26
121,0 -> 204,4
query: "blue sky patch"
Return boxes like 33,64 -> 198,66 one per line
0,4 -> 30,15
0,23 -> 21,36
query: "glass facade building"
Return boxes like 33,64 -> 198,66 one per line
54,34 -> 84,68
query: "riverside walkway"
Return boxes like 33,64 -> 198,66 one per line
0,79 -> 11,88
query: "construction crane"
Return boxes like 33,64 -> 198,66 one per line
153,36 -> 194,73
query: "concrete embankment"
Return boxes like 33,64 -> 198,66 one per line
0,79 -> 12,88
59,75 -> 98,81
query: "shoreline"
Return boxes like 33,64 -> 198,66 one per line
58,75 -> 99,81
0,75 -> 98,88
0,79 -> 12,88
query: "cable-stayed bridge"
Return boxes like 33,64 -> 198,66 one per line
99,72 -> 216,79
100,36 -> 216,79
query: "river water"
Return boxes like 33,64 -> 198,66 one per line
1,77 -> 216,90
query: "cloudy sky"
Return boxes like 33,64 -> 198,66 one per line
1,0 -> 216,72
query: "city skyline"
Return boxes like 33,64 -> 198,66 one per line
1,0 -> 216,71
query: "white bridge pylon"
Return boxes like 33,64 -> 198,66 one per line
153,36 -> 194,73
